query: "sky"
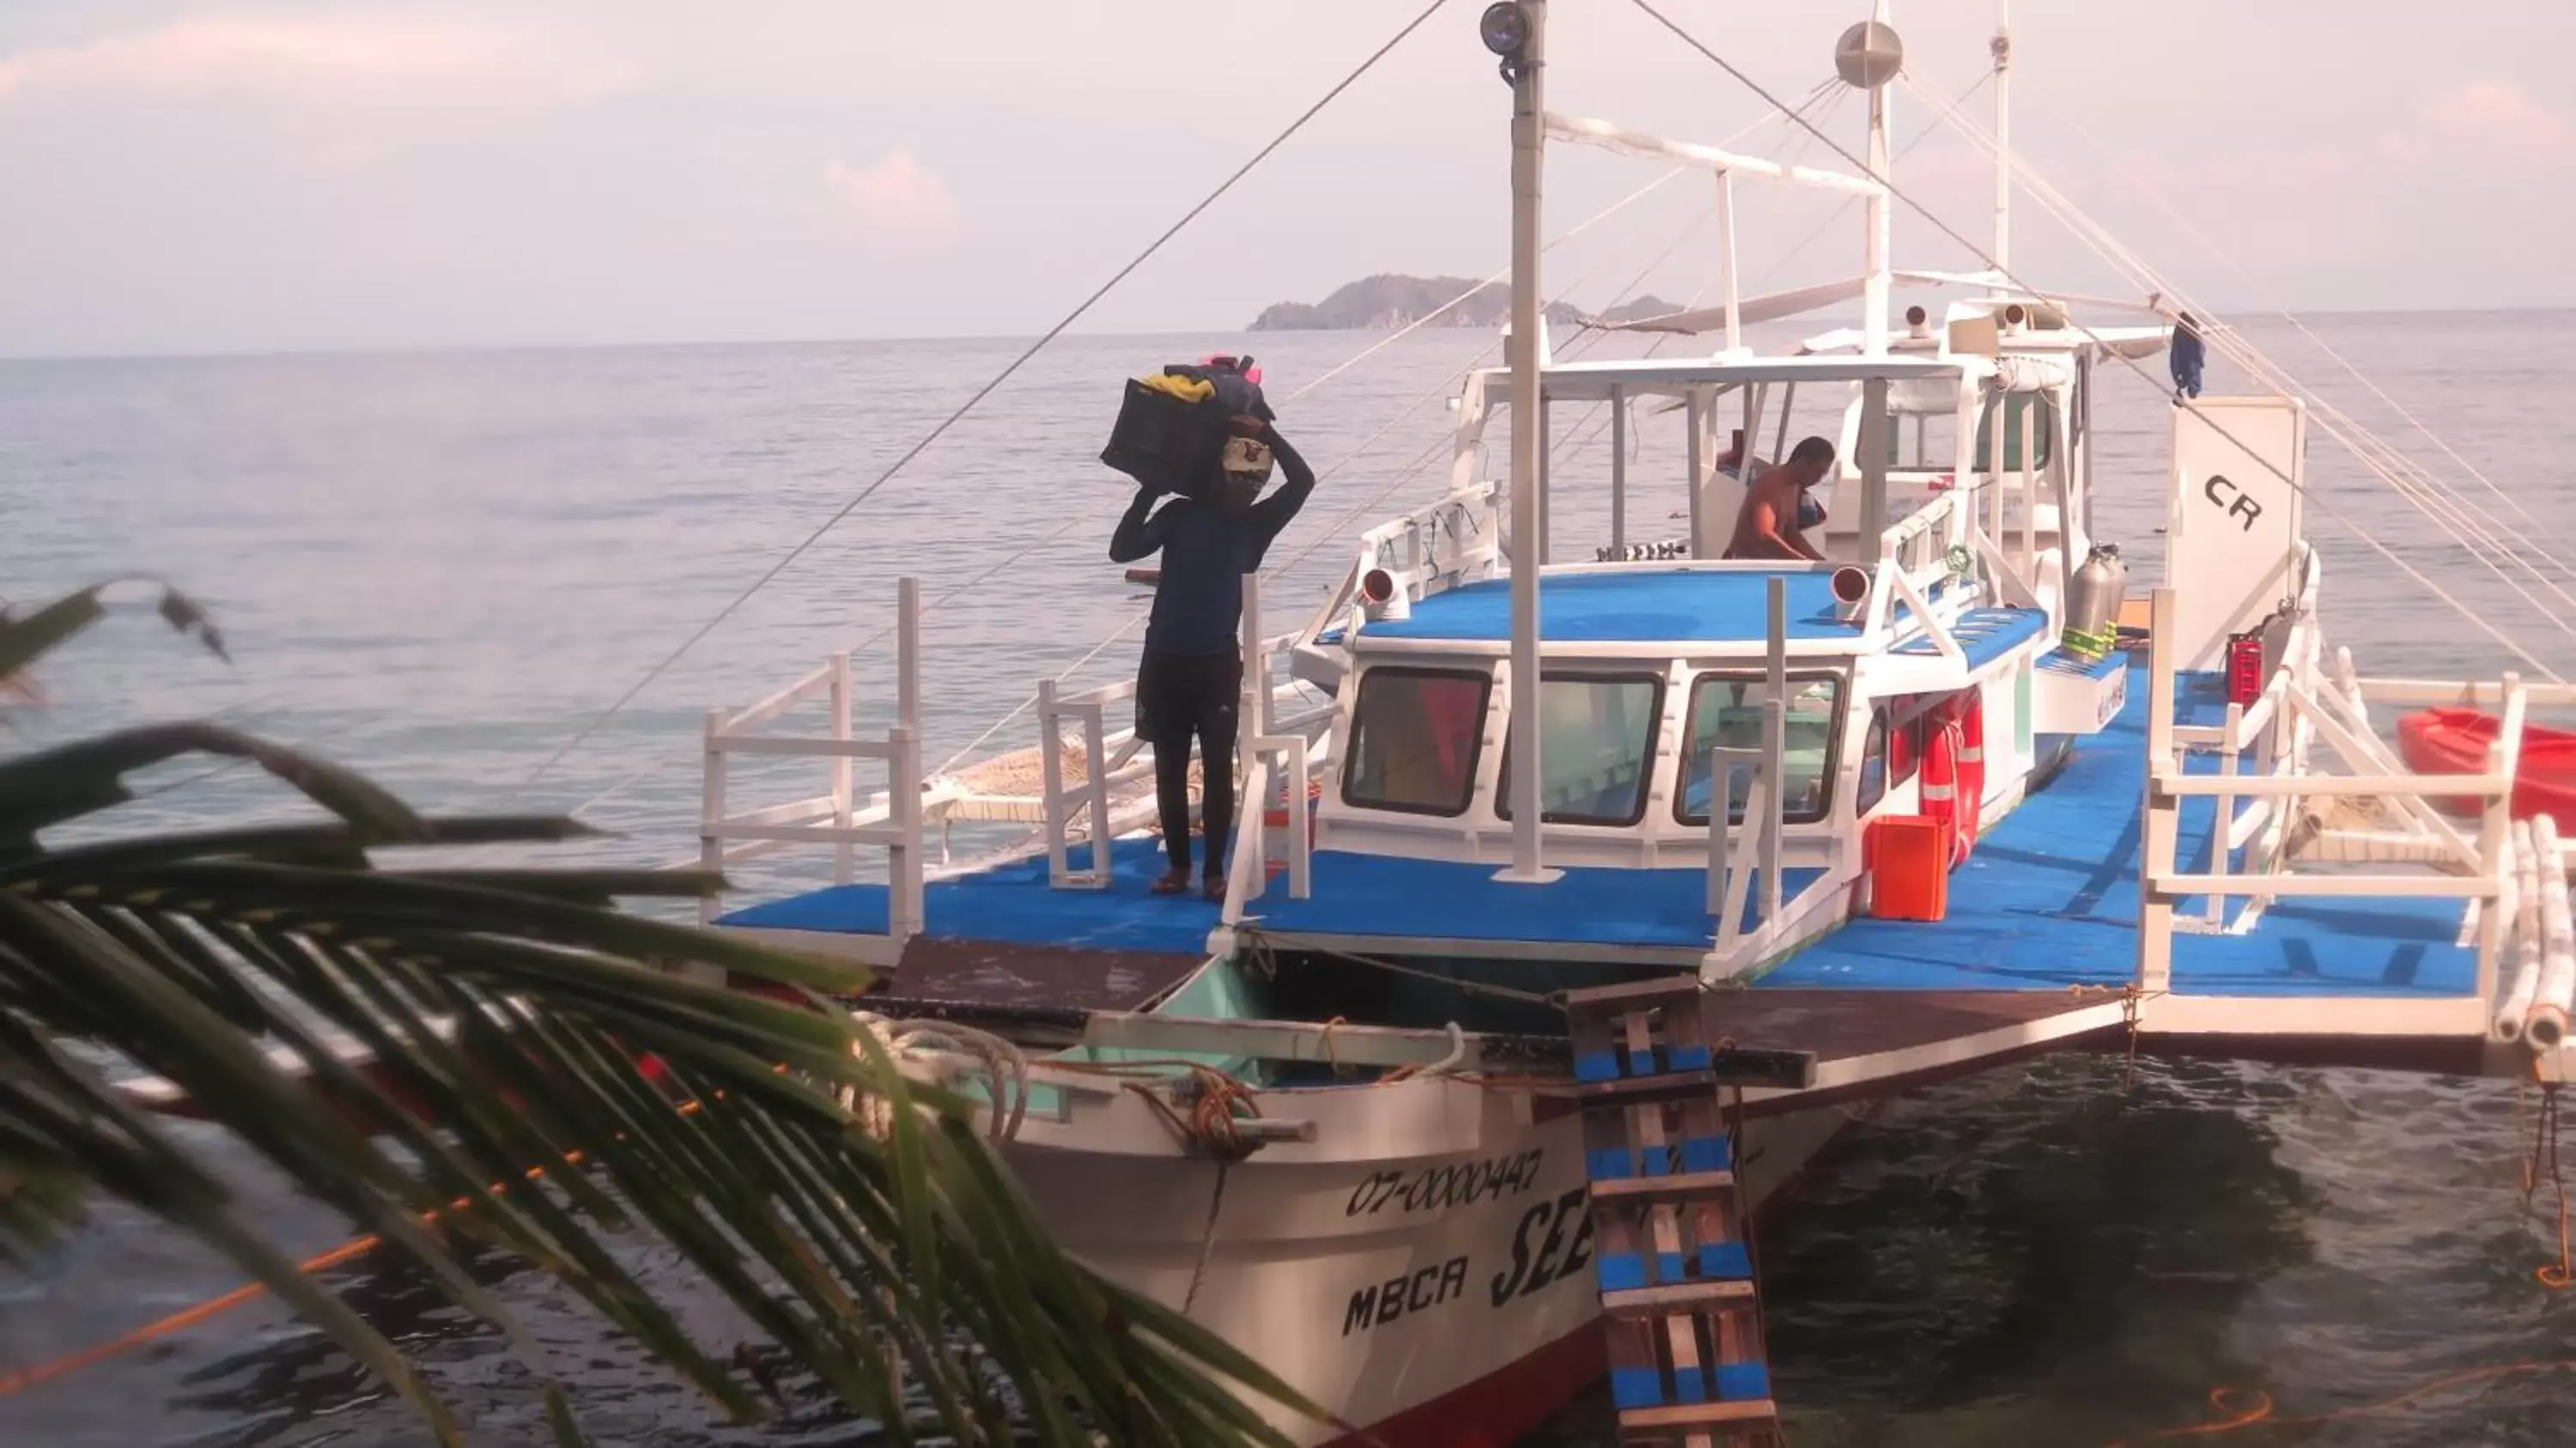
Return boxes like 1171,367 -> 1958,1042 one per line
0,0 -> 2571,357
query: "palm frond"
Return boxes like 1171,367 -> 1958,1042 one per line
1,746 -> 1318,1444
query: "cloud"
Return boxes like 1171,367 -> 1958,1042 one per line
0,15 -> 634,109
822,152 -> 962,244
2405,79 -> 2575,161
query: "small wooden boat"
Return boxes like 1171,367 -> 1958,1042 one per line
2396,707 -> 2576,823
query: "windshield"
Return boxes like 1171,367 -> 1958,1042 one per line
1342,666 -> 1490,816
1676,673 -> 1844,825
1497,673 -> 1663,826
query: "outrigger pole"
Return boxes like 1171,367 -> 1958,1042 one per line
1491,0 -> 1559,883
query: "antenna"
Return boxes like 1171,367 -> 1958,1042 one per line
1835,7 -> 1903,355
1992,0 -> 2012,278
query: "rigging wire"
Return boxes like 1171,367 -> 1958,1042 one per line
1899,74 -> 2576,666
1906,75 -> 2576,597
2021,86 -> 2576,559
928,82 -> 1851,777
510,0 -> 1457,803
568,101 -> 1840,824
1625,0 -> 2567,683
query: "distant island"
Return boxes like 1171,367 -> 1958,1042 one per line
1247,273 -> 1682,332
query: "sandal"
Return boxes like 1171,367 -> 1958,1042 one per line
1151,868 -> 1193,896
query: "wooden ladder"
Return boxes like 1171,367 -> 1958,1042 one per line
1564,976 -> 1815,1448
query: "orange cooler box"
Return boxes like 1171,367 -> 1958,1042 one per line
1864,815 -> 1950,922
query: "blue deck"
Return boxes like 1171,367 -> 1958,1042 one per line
1761,672 -> 2477,997
1254,855 -> 1820,949
719,672 -> 2476,1001
718,838 -> 1219,955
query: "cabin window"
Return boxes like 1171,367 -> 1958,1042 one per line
1342,666 -> 1491,817
1856,710 -> 1890,814
1674,673 -> 1843,826
1885,412 -> 1959,474
1975,393 -> 2057,473
1496,673 -> 1664,827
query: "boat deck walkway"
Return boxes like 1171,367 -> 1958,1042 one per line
715,672 -> 2482,1064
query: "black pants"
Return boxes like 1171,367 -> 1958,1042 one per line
1135,648 -> 1240,877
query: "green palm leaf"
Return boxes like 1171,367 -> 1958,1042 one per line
1,695 -> 1315,1441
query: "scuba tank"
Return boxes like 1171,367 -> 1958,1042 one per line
2060,543 -> 2129,661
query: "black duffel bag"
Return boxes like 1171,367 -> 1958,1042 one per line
1101,356 -> 1273,499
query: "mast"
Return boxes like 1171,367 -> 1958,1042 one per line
1491,0 -> 1555,883
1856,1 -> 1896,355
1991,0 -> 2012,277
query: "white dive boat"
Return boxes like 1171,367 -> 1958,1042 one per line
692,5 -> 2576,1444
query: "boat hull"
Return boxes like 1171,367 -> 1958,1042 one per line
1000,1076 -> 1852,1446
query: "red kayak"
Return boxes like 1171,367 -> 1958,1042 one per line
2396,707 -> 2576,824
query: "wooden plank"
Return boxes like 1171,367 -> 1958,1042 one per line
1590,1169 -> 1738,1200
1601,1279 -> 1758,1314
1619,1400 -> 1779,1431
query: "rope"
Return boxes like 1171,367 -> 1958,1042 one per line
511,0 -> 1455,802
858,1013 -> 1032,1142
0,1091 -> 718,1398
1278,936 -> 1564,1008
2105,1364 -> 2576,1445
2524,1074 -> 2570,1289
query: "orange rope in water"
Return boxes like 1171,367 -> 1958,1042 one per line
0,1090 -> 708,1397
2108,1073 -> 2576,1442
2105,1362 -> 2576,1445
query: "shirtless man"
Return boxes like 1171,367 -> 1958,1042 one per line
1724,435 -> 1835,562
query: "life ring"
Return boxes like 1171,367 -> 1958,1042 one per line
1952,691 -> 1984,861
1918,692 -> 1984,867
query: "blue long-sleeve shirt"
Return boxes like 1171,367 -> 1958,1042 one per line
2171,325 -> 2206,396
1109,431 -> 1316,655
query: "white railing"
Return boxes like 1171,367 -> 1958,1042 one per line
698,578 -> 925,946
1297,480 -> 1503,655
2136,585 -> 2526,1007
1878,488 -> 1960,576
1224,574 -> 1315,924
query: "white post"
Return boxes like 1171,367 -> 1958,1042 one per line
1718,170 -> 1741,355
1761,576 -> 1787,925
1858,378 -> 1892,557
897,576 -> 921,743
1609,385 -> 1628,552
1499,0 -> 1554,885
1039,678 -> 1070,885
890,576 -> 925,941
2479,672 -> 2527,1005
2139,587 -> 2178,991
2208,701 -> 2240,927
1990,0 -> 2012,277
1238,571 -> 1267,891
1535,389 -> 1552,566
1686,390 -> 1707,557
697,705 -> 727,931
1706,742 -> 1732,916
829,650 -> 854,886
1080,705 -> 1112,882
